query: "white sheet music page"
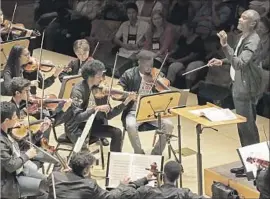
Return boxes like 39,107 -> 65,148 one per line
107,152 -> 162,188
190,107 -> 237,122
107,153 -> 132,188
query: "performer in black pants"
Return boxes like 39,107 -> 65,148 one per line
64,59 -> 136,152
208,9 -> 264,175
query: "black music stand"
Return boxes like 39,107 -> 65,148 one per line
135,90 -> 185,187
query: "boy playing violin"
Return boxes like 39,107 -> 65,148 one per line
63,59 -> 136,152
0,101 -> 48,199
58,39 -> 111,147
117,50 -> 174,155
9,77 -> 71,165
59,39 -> 94,82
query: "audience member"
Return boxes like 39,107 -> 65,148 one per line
114,3 -> 149,58
167,0 -> 191,26
136,0 -> 163,21
249,0 -> 270,18
166,23 -> 205,88
144,10 -> 175,66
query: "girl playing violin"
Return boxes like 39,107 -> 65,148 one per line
3,45 -> 62,96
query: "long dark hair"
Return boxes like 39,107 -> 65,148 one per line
4,45 -> 25,78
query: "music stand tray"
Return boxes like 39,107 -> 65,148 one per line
135,90 -> 182,123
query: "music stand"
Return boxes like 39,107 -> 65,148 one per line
135,90 -> 185,184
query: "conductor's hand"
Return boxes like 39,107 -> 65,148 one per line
123,92 -> 137,105
25,147 -> 37,159
95,105 -> 110,113
208,58 -> 223,67
217,30 -> 228,47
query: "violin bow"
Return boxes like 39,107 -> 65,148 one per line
25,90 -> 33,144
51,173 -> 57,199
106,52 -> 118,105
40,73 -> 46,119
148,52 -> 169,93
25,140 -> 60,163
92,41 -> 100,57
36,31 -> 45,81
6,2 -> 17,41
36,17 -> 57,80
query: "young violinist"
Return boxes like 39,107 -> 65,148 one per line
58,39 -> 110,147
0,101 -> 48,199
117,49 -> 174,155
9,77 -> 60,166
3,45 -> 62,96
58,39 -> 94,82
63,59 -> 136,152
48,151 -> 152,199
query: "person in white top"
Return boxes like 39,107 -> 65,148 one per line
113,3 -> 149,58
208,10 -> 263,176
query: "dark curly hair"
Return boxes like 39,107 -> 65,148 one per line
70,152 -> 96,177
81,59 -> 106,80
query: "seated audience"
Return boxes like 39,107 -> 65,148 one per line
48,152 -> 151,199
113,3 -> 149,58
249,0 -> 270,18
166,23 -> 205,88
143,10 -> 175,66
211,0 -> 234,32
136,0 -> 163,21
167,0 -> 192,26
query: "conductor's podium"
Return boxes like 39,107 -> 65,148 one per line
204,161 -> 260,198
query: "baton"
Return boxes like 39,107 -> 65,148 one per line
182,64 -> 209,76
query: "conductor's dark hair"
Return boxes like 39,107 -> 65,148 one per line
1,101 -> 17,123
126,3 -> 138,13
10,77 -> 31,96
81,59 -> 105,80
70,152 -> 96,177
164,161 -> 181,182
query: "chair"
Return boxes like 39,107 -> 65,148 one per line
46,75 -> 105,173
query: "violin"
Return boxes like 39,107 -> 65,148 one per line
146,162 -> 161,187
12,116 -> 55,152
92,84 -> 135,100
2,19 -> 41,37
143,68 -> 170,92
12,116 -> 44,139
246,157 -> 270,169
29,94 -> 68,111
23,57 -> 56,73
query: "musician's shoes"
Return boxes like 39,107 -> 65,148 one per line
230,166 -> 245,174
101,138 -> 109,146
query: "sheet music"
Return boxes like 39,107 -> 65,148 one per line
237,141 -> 269,179
107,153 -> 131,187
190,107 -> 237,122
107,152 -> 163,188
